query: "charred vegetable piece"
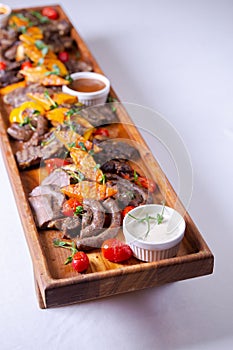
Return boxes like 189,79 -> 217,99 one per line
0,81 -> 26,95
121,206 -> 135,220
55,130 -> 101,153
70,148 -> 103,182
61,181 -> 117,201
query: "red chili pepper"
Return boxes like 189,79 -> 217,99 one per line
136,176 -> 157,193
101,238 -> 133,263
58,51 -> 69,63
72,251 -> 89,272
44,158 -> 70,174
0,61 -> 6,70
62,198 -> 83,217
121,206 -> 135,220
42,7 -> 59,20
21,61 -> 32,70
93,128 -> 110,137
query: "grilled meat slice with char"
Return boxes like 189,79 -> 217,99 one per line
80,105 -> 118,127
94,140 -> 140,164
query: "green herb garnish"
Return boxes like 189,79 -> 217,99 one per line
53,239 -> 77,265
65,74 -> 73,84
100,174 -> 106,185
93,163 -> 100,171
67,142 -> 76,149
133,170 -> 138,181
44,90 -> 58,109
45,64 -> 60,76
128,202 -> 166,239
19,116 -> 36,130
31,10 -> 50,23
74,205 -> 84,216
35,40 -> 49,56
78,142 -> 87,152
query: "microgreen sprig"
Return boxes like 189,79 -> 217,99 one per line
128,202 -> 166,239
53,239 -> 77,265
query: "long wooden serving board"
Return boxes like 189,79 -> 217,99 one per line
0,5 -> 214,308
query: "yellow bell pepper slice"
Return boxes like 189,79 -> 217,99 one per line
0,81 -> 26,96
9,15 -> 29,28
9,102 -> 45,124
45,108 -> 69,124
43,59 -> 68,77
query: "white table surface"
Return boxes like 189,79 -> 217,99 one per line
0,1 -> 232,349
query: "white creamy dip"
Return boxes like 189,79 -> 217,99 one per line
124,205 -> 185,246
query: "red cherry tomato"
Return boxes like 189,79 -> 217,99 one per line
0,61 -> 6,70
136,176 -> 157,193
62,198 -> 83,217
72,251 -> 89,272
21,61 -> 32,70
44,158 -> 70,174
58,51 -> 69,63
42,7 -> 59,20
101,238 -> 133,263
121,206 -> 135,220
93,128 -> 110,137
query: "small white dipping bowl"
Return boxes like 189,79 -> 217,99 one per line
123,204 -> 186,262
62,72 -> 110,107
0,3 -> 11,28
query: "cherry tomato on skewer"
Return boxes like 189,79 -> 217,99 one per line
93,128 -> 110,137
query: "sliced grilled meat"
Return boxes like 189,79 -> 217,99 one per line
41,168 -> 70,188
105,173 -> 153,208
80,105 -> 118,127
7,123 -> 34,142
29,185 -> 65,228
16,145 -> 43,169
100,159 -> 133,177
76,198 -> 121,250
48,217 -> 81,239
80,199 -> 105,238
94,140 -> 139,164
65,59 -> 92,74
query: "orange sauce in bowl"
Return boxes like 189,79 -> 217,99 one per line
69,78 -> 106,93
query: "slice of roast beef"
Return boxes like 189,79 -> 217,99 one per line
100,159 -> 133,177
65,59 -> 92,74
29,185 -> 65,228
41,168 -> 70,188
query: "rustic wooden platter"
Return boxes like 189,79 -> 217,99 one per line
0,5 -> 214,308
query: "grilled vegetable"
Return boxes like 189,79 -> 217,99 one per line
61,181 -> 117,201
101,238 -> 132,263
70,148 -> 103,182
9,101 -> 45,124
0,81 -> 26,95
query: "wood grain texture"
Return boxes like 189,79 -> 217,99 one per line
0,5 -> 214,308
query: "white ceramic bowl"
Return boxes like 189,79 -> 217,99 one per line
0,3 -> 11,28
62,72 -> 110,107
123,204 -> 186,262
